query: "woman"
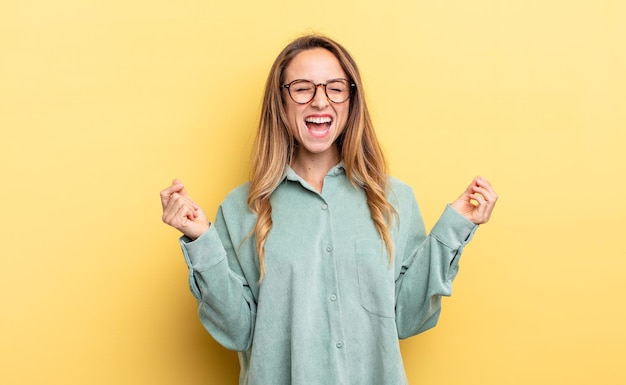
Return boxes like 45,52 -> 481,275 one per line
160,34 -> 497,385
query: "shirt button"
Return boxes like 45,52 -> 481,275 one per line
321,203 -> 328,210
330,294 -> 337,301
326,245 -> 333,252
336,342 -> 343,349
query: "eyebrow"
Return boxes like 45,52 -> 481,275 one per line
284,78 -> 350,84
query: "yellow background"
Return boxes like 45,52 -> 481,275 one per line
1,1 -> 625,384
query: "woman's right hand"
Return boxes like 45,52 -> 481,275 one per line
160,179 -> 210,240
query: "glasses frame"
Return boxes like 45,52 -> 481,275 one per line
283,78 -> 356,105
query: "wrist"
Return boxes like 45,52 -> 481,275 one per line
184,222 -> 211,240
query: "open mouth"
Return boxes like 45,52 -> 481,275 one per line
305,116 -> 333,138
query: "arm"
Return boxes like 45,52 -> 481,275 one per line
394,201 -> 476,338
394,177 -> 497,338
160,180 -> 256,351
180,207 -> 257,351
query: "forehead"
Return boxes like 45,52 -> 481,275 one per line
285,48 -> 347,82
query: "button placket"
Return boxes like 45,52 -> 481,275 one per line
319,192 -> 347,372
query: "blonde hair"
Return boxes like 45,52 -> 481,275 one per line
248,35 -> 395,282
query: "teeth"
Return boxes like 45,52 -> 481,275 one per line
305,116 -> 332,124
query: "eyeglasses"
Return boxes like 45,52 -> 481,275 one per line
283,78 -> 355,104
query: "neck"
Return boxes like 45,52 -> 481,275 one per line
291,147 -> 340,193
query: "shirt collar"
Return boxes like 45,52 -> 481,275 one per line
282,161 -> 346,183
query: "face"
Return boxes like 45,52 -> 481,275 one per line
283,48 -> 350,163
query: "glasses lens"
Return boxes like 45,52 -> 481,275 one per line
325,80 -> 351,103
288,80 -> 316,103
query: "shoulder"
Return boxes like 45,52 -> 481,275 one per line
220,182 -> 252,214
388,176 -> 411,191
216,182 -> 257,236
387,176 -> 416,204
223,182 -> 250,202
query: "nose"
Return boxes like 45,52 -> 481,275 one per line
311,84 -> 329,108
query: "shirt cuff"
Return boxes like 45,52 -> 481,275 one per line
179,224 -> 227,272
430,204 -> 478,250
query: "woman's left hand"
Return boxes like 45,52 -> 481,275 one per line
450,176 -> 498,225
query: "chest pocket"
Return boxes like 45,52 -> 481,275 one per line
355,240 -> 395,318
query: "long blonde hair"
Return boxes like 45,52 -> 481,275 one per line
248,35 -> 394,281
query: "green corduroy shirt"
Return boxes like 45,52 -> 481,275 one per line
180,163 -> 477,385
